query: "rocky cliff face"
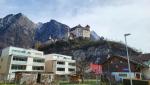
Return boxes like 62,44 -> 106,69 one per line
38,39 -> 140,64
35,20 -> 70,42
0,13 -> 36,52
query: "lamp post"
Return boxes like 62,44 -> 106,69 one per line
124,33 -> 132,85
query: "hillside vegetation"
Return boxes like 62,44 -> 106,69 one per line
38,38 -> 140,64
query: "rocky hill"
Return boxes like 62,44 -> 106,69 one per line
38,39 -> 140,64
0,13 -> 36,52
35,20 -> 70,42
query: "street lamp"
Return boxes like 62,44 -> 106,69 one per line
124,33 -> 133,85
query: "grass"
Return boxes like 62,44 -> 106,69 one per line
0,84 -> 15,85
0,80 -> 123,85
59,79 -> 108,85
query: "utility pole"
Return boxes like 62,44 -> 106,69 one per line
124,33 -> 133,85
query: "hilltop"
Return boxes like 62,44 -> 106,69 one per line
38,39 -> 140,64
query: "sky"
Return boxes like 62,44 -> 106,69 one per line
0,0 -> 150,53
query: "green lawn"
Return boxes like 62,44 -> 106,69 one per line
0,84 -> 15,85
59,80 -> 108,85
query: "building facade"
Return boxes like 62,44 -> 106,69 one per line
0,46 -> 44,80
70,25 -> 90,39
133,53 -> 150,80
45,54 -> 76,75
102,55 -> 146,81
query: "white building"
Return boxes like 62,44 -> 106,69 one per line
45,54 -> 76,75
0,46 -> 44,80
111,72 -> 142,81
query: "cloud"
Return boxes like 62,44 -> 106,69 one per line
0,0 -> 150,53
59,0 -> 150,53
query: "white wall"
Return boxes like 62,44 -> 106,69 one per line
0,46 -> 44,80
45,54 -> 76,75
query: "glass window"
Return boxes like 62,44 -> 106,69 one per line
57,68 -> 65,71
13,56 -> 27,61
57,61 -> 65,65
33,58 -> 45,63
11,64 -> 26,70
68,68 -> 75,71
68,63 -> 75,66
119,74 -> 127,77
32,66 -> 44,70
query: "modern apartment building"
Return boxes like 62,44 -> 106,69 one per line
45,54 -> 76,75
0,46 -> 44,80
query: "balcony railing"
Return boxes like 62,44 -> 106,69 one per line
12,61 -> 27,65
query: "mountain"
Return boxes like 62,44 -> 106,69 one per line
0,13 -> 36,52
35,20 -> 70,43
0,13 -> 141,62
0,13 -> 101,53
90,31 -> 101,41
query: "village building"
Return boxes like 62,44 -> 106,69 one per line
131,53 -> 150,80
0,46 -> 44,81
70,24 -> 90,39
101,55 -> 148,81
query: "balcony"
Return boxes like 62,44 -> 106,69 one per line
32,62 -> 45,66
56,64 -> 66,68
11,61 -> 27,65
68,65 -> 76,68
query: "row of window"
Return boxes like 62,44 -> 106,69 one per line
11,65 -> 44,70
13,56 -> 27,61
57,67 -> 75,72
11,65 -> 26,70
32,66 -> 44,70
57,61 -> 75,66
68,63 -> 76,66
33,59 -> 45,63
12,50 -> 42,56
57,61 -> 65,65
13,56 -> 44,63
54,55 -> 71,60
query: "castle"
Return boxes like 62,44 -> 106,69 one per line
69,24 -> 91,39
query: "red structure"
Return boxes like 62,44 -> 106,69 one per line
90,63 -> 102,75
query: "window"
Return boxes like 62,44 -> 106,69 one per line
32,66 -> 44,70
13,56 -> 27,61
57,68 -> 65,71
11,65 -> 26,70
12,50 -> 26,53
57,61 -> 65,65
35,53 -> 42,56
68,68 -> 75,71
33,58 -> 45,63
119,74 -> 127,77
69,63 -> 75,66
